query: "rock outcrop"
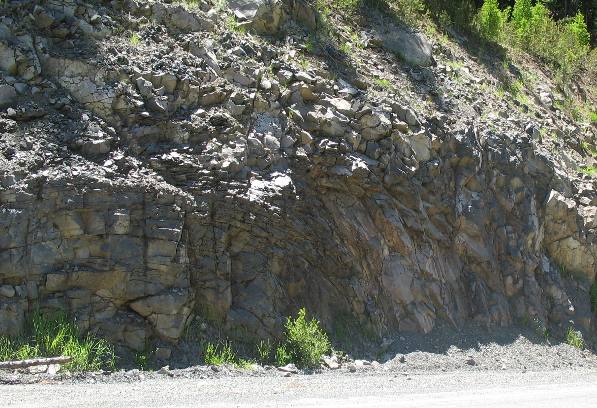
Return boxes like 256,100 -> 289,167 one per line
0,0 -> 595,352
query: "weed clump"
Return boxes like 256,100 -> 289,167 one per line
204,341 -> 237,366
203,341 -> 253,368
195,308 -> 331,369
566,327 -> 584,349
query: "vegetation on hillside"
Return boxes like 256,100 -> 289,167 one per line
314,0 -> 594,83
475,0 -> 592,79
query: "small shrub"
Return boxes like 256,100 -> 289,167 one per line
0,337 -> 15,361
305,35 -> 317,53
340,42 -> 352,55
427,0 -> 477,31
566,327 -> 584,349
282,308 -> 330,368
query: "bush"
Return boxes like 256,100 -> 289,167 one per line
0,311 -> 115,371
566,12 -> 590,47
512,0 -> 533,40
426,0 -> 477,31
477,0 -> 509,41
474,0 -> 594,79
282,308 -> 330,368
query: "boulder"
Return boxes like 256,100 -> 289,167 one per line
375,24 -> 432,66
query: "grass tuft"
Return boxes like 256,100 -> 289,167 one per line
204,341 -> 237,366
130,32 -> 141,46
0,310 -> 115,372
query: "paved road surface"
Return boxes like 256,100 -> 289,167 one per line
4,369 -> 597,407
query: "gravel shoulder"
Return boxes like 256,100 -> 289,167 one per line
4,368 -> 597,408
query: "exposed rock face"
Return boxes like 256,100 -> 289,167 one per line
0,0 -> 595,351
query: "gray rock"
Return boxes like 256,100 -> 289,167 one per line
0,42 -> 17,75
0,285 -> 15,298
228,0 -> 285,34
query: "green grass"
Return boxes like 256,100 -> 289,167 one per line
256,339 -> 273,364
566,327 -> 584,349
203,341 -> 256,369
591,112 -> 597,124
0,311 -> 115,372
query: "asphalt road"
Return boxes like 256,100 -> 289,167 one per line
4,369 -> 597,407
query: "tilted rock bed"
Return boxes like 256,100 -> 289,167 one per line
0,0 -> 595,359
